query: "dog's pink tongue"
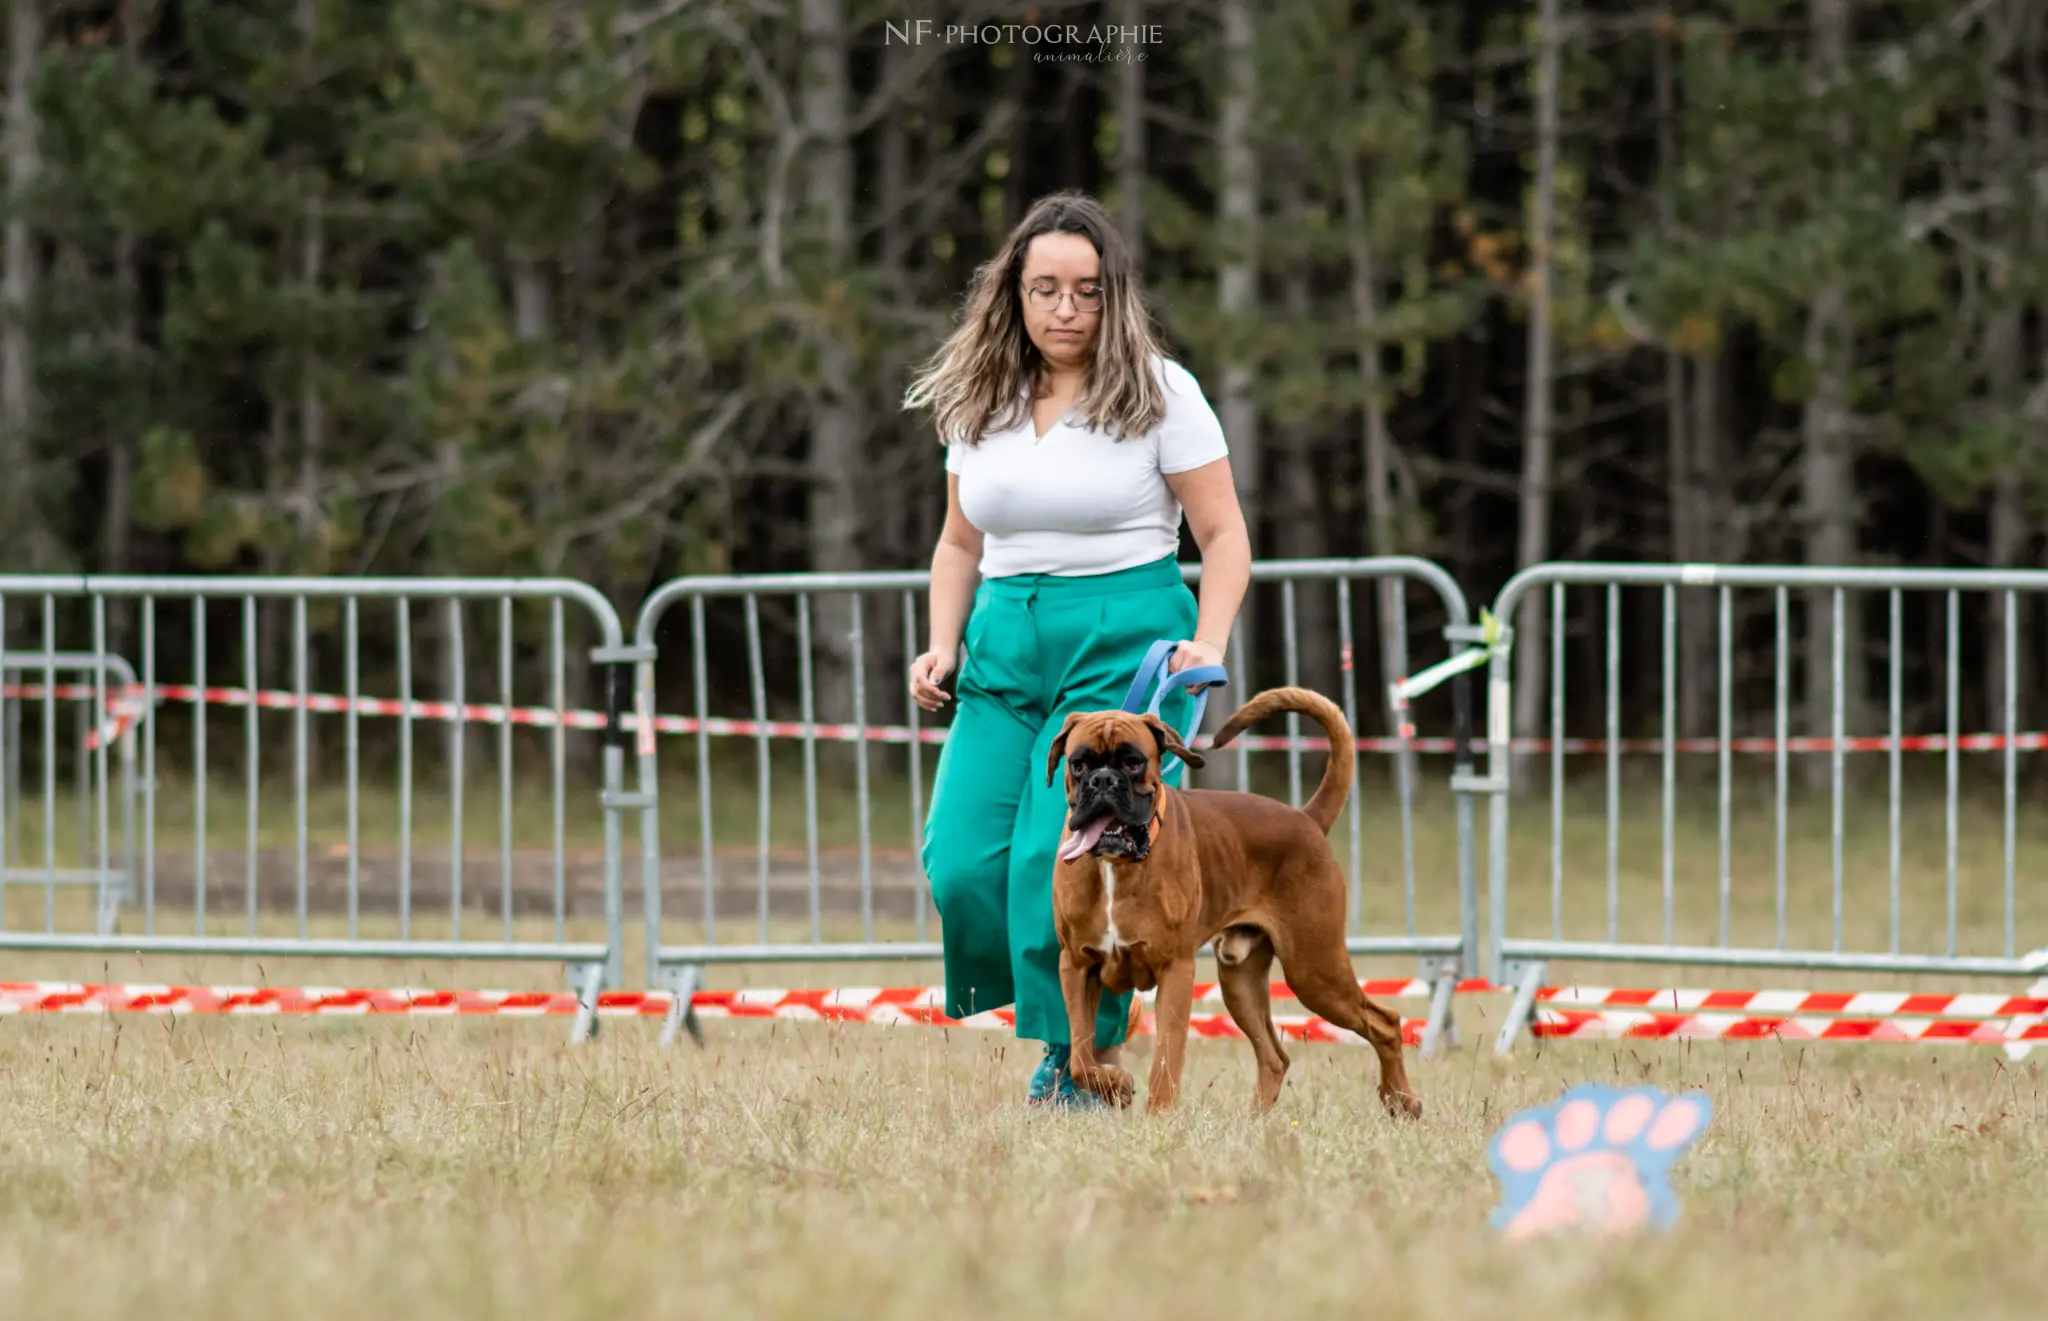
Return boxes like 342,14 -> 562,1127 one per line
1060,818 -> 1108,862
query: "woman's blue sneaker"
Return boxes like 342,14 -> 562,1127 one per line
1026,1042 -> 1108,1110
1026,1042 -> 1069,1104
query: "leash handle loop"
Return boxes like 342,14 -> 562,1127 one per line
1119,639 -> 1228,778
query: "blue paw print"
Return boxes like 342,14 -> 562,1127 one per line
1487,1083 -> 1711,1240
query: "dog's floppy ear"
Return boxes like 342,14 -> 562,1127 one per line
1142,714 -> 1206,772
1046,712 -> 1086,787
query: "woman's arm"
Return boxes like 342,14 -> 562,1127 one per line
910,474 -> 984,711
1165,457 -> 1251,681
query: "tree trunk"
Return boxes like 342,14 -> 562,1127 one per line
1115,0 -> 1146,267
296,0 -> 323,554
878,35 -> 909,285
1985,0 -> 2032,730
1,0 -> 46,568
1988,471 -> 2030,730
1800,0 -> 1864,779
1655,9 -> 1711,745
102,0 -> 141,635
508,242 -> 556,754
1449,1 -> 1494,593
259,391 -> 288,680
510,251 -> 550,341
874,30 -> 912,727
1272,170 -> 1335,705
507,243 -> 548,775
1216,0 -> 1260,788
1799,283 -> 1862,759
298,198 -> 325,765
1001,36 -> 1034,228
1510,0 -> 1562,780
516,240 -> 598,775
1339,145 -> 1415,787
800,0 -> 866,735
2030,0 -> 2048,725
1689,349 -> 1736,737
508,223 -> 549,821
102,274 -> 135,651
1447,332 -> 1487,589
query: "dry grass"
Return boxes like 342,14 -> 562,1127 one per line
2,1009 -> 2045,1320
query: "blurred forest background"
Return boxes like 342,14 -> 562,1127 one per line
1,0 -> 2046,744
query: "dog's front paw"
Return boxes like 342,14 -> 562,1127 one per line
1379,1084 -> 1423,1121
1072,1063 -> 1136,1108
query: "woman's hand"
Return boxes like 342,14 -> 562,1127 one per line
910,648 -> 956,712
1167,639 -> 1226,693
1164,460 -> 1250,700
914,477 -> 980,716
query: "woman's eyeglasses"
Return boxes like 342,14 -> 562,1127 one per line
1023,282 -> 1103,313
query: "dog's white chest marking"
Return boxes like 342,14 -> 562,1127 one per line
1099,858 -> 1124,952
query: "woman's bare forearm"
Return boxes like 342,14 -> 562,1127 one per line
926,539 -> 981,656
1192,524 -> 1250,654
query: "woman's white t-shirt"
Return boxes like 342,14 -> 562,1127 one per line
946,357 -> 1230,579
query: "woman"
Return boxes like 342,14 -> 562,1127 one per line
904,191 -> 1252,1109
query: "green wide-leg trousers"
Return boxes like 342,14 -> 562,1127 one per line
920,554 -> 1197,1050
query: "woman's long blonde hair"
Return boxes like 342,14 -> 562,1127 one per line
903,191 -> 1168,445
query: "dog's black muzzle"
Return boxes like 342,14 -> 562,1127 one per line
1067,767 -> 1155,860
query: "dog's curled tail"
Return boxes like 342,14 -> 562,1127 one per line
1209,687 -> 1355,835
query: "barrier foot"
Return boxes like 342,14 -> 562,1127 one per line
660,964 -> 705,1048
568,962 -> 605,1045
1492,960 -> 1545,1057
1417,957 -> 1459,1059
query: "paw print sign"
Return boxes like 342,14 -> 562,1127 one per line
1487,1084 -> 1712,1241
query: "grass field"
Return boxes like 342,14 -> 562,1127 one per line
3,1011 -> 2045,1320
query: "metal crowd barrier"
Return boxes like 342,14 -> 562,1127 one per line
0,577 -> 632,1041
1476,564 -> 2048,1052
3,652 -> 142,935
633,558 -> 1483,1052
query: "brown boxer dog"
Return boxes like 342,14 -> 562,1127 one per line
1047,687 -> 1419,1118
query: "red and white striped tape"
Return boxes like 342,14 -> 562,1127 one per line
10,978 -> 2047,1050
8,680 -> 2044,758
1531,985 -> 2048,1046
1531,1008 -> 2048,1044
1534,985 -> 2048,1018
1199,977 -> 1490,1003
10,681 -> 1422,754
0,977 -> 1470,1015
688,990 -> 1430,1047
1184,1012 -> 1429,1048
0,981 -> 643,1017
1501,732 -> 2048,754
1995,977 -> 2048,1061
0,980 -> 1427,1045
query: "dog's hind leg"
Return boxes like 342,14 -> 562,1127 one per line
1215,930 -> 1289,1111
1277,904 -> 1422,1119
1288,969 -> 1420,1119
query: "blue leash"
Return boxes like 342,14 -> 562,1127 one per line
1118,640 -> 1228,779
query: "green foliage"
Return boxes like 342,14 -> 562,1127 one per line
132,427 -> 208,531
1628,0 -> 2033,513
5,0 -> 2047,593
